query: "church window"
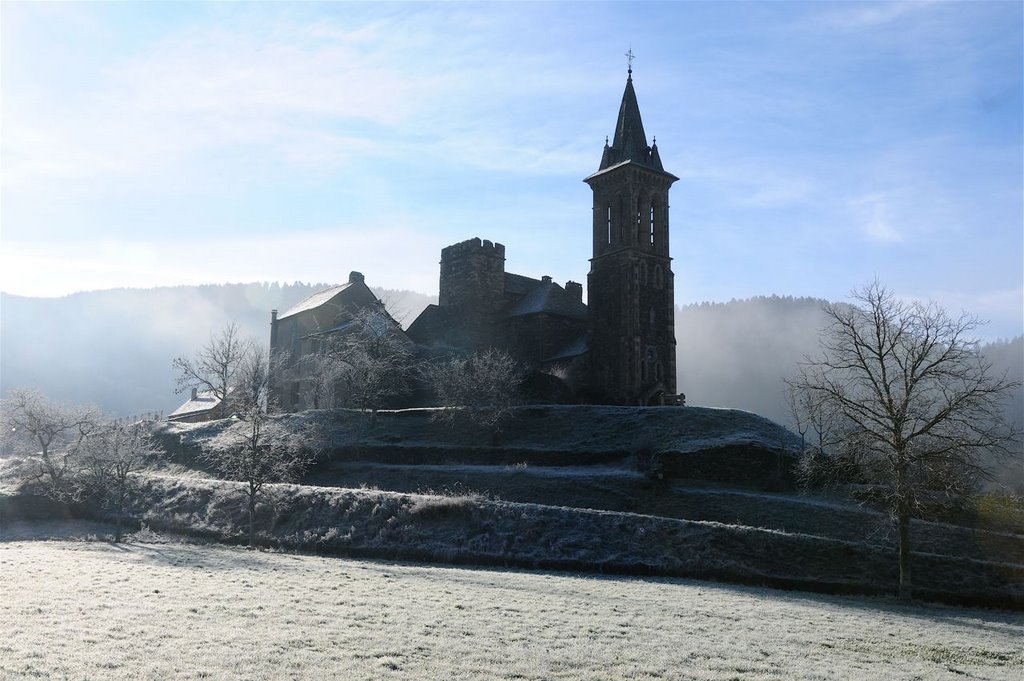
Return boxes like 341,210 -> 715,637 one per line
649,308 -> 655,327
656,361 -> 663,381
650,203 -> 657,246
606,206 -> 612,244
654,265 -> 664,289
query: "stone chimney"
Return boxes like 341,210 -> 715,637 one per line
190,388 -> 198,400
349,271 -> 365,284
565,280 -> 583,301
542,275 -> 552,284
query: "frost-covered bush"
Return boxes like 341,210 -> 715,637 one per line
632,435 -> 664,482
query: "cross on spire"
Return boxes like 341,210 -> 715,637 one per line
625,47 -> 635,76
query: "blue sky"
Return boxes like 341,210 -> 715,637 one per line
2,1 -> 1022,338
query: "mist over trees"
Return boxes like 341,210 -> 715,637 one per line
0,283 -> 436,416
2,285 -> 1020,487
676,296 -> 835,425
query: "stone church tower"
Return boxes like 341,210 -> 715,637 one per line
585,67 -> 678,404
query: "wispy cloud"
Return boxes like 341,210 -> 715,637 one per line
1,1 -> 1019,344
0,225 -> 445,298
2,7 -> 606,196
852,192 -> 903,243
913,286 -> 1024,342
811,1 -> 934,31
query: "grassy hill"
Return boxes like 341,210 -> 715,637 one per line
3,407 -> 1021,609
3,406 -> 995,607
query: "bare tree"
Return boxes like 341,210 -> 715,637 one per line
0,388 -> 102,498
81,421 -> 164,542
428,347 -> 524,436
784,380 -> 855,487
202,408 -> 318,548
325,305 -> 418,418
233,344 -> 290,414
173,322 -> 252,414
790,281 -> 1019,600
293,352 -> 344,410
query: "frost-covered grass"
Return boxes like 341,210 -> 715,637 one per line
1,538 -> 1021,680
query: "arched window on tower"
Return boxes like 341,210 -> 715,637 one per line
654,265 -> 664,289
606,205 -> 612,244
649,201 -> 657,246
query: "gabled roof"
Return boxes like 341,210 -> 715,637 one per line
501,280 -> 588,321
169,390 -> 222,418
278,282 -> 354,320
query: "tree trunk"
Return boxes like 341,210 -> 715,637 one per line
248,497 -> 256,549
114,488 -> 125,543
898,503 -> 911,601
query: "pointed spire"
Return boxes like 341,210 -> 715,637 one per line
598,67 -> 664,172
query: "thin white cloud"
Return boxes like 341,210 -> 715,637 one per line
853,192 -> 903,243
2,18 -> 439,191
0,226 -> 444,298
2,8 -> 606,196
910,286 -> 1024,342
672,157 -> 817,209
811,1 -> 933,31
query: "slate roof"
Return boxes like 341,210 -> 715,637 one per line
501,281 -> 588,321
504,272 -> 543,297
403,304 -> 452,346
544,334 -> 589,362
278,283 -> 353,320
168,390 -> 222,418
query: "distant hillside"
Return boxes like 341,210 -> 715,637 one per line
677,296 -> 833,424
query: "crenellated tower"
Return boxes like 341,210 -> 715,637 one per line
585,66 -> 678,404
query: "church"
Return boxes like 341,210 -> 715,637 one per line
270,67 -> 680,408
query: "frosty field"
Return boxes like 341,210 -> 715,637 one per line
1,535 -> 1021,680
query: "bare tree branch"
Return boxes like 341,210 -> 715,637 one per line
789,280 -> 1020,600
173,322 -> 253,412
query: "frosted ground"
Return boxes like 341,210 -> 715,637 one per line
2,534 -> 1021,680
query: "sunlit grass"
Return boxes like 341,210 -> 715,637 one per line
2,536 -> 1021,680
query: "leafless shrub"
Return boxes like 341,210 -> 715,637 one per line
201,408 -> 322,547
427,348 -> 524,437
80,421 -> 165,541
632,434 -> 665,482
0,388 -> 102,499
